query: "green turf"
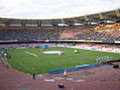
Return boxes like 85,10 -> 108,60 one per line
7,47 -> 120,74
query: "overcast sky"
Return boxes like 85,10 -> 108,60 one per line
0,0 -> 120,19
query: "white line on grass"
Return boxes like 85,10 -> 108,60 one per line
24,51 -> 38,57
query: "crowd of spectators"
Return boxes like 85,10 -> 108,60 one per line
0,23 -> 120,42
60,24 -> 120,41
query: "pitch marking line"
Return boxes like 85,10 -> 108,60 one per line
24,51 -> 38,57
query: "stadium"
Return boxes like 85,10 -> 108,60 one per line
0,0 -> 120,90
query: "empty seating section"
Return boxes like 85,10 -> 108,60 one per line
0,23 -> 120,41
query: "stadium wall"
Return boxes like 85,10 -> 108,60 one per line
48,63 -> 102,74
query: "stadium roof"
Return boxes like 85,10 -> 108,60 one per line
0,0 -> 120,19
0,9 -> 120,25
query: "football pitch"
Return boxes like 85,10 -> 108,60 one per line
7,47 -> 120,74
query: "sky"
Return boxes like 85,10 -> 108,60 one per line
0,0 -> 120,19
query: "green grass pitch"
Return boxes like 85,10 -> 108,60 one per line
7,47 -> 120,74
